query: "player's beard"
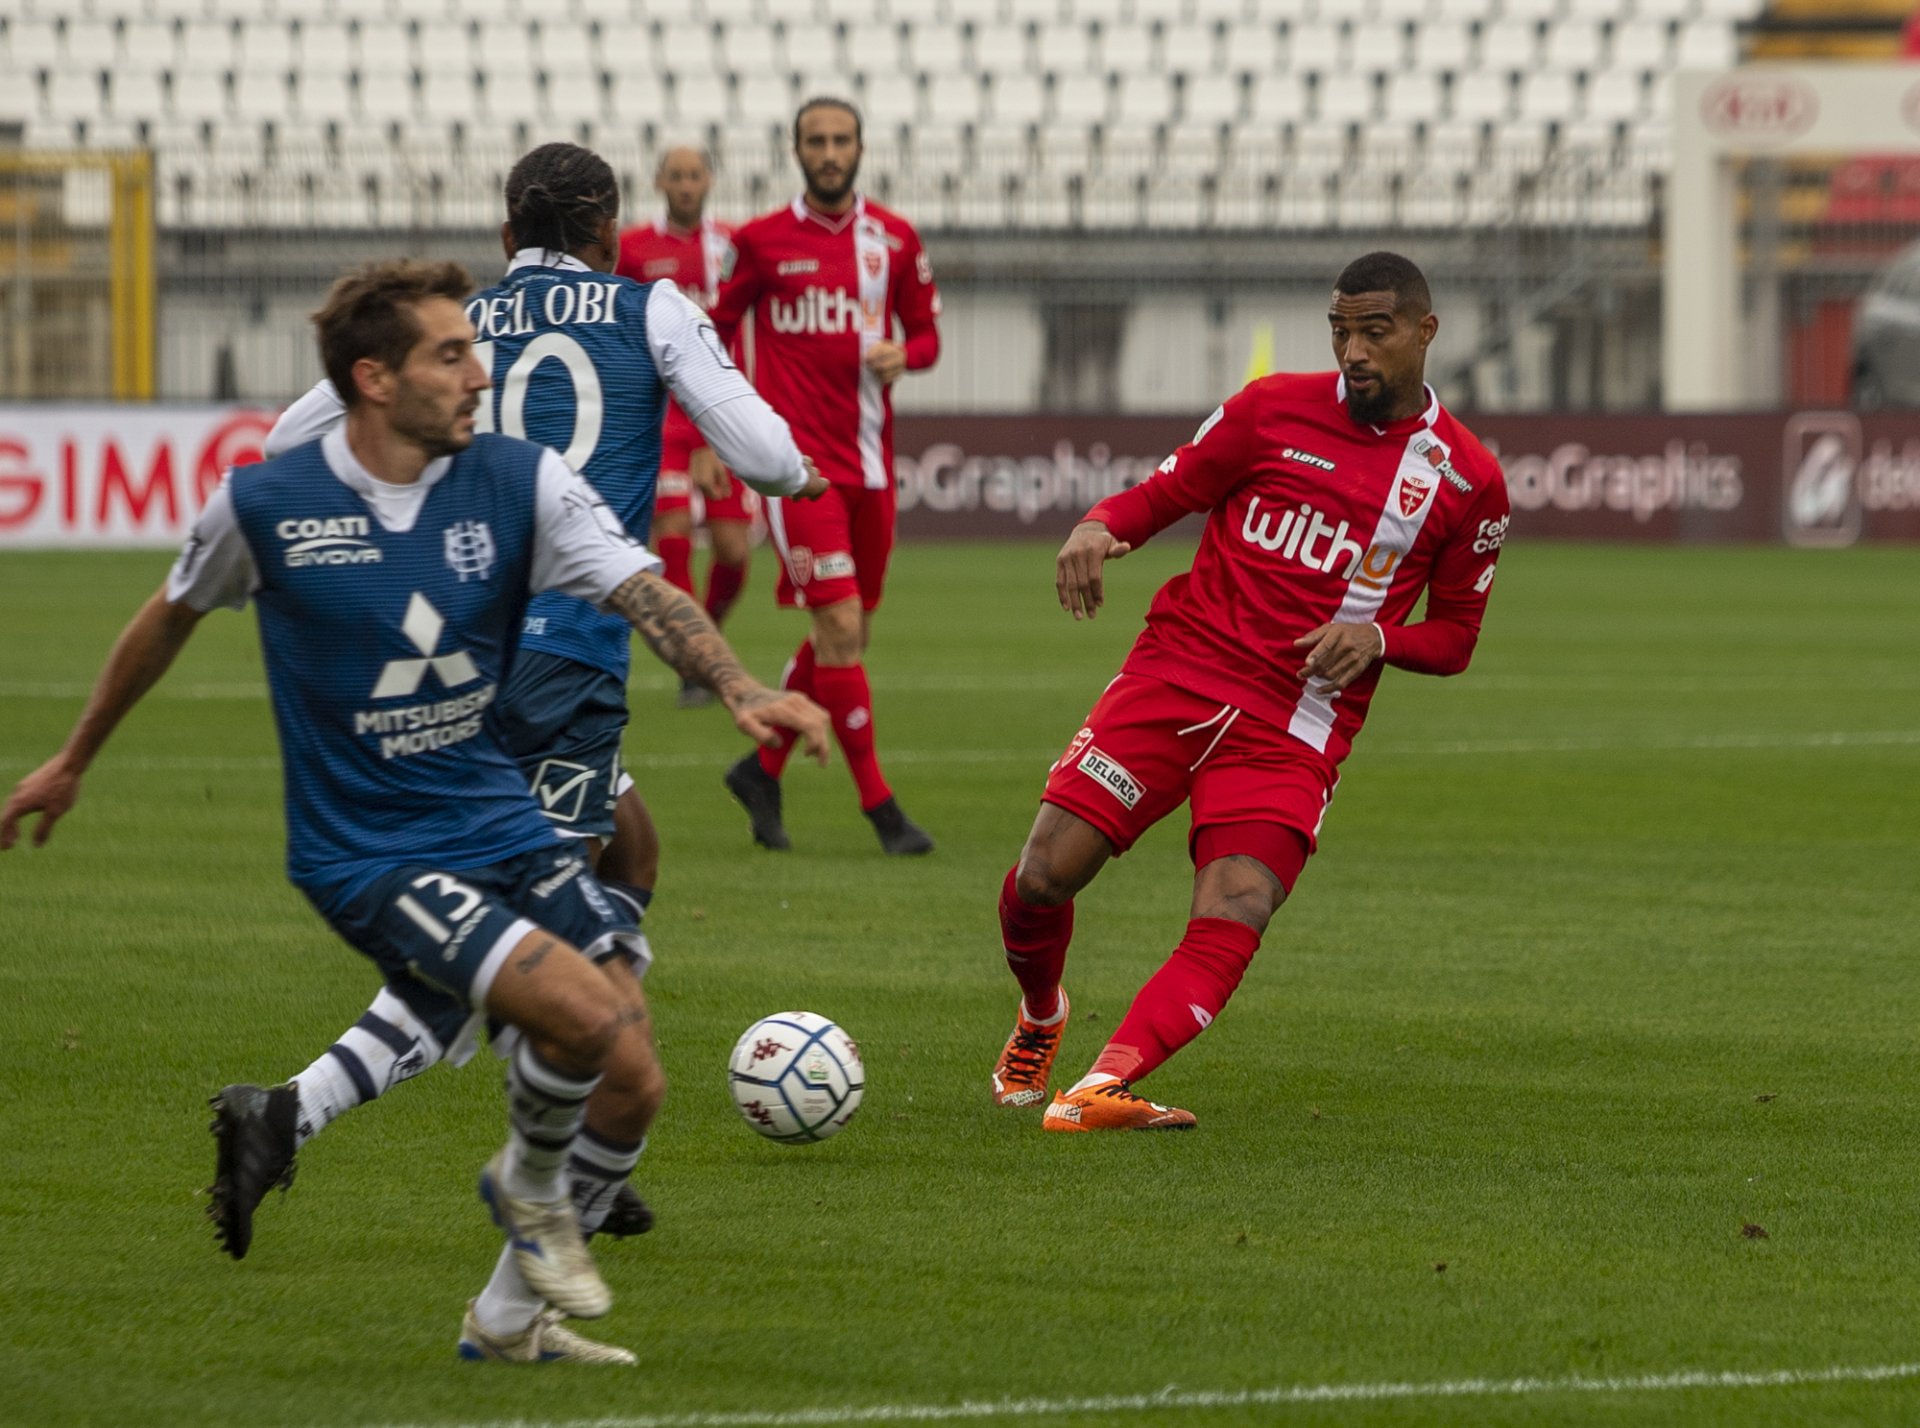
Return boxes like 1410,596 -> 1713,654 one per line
805,156 -> 860,207
1344,375 -> 1407,426
393,384 -> 475,458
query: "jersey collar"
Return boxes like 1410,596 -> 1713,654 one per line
322,424 -> 453,501
505,248 -> 595,275
1333,374 -> 1442,436
790,193 -> 865,232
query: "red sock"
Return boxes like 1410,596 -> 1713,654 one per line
813,662 -> 891,811
757,639 -> 816,780
1089,918 -> 1261,1085
703,559 -> 747,626
999,867 -> 1072,1021
657,535 -> 693,595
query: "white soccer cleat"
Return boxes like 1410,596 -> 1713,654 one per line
457,1302 -> 637,1365
478,1149 -> 613,1320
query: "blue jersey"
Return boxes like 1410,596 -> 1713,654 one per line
467,256 -> 667,681
224,434 -> 563,896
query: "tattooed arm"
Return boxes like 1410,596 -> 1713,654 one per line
607,569 -> 831,764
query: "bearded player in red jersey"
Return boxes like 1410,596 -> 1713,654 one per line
711,97 -> 942,855
615,145 -> 754,708
989,252 -> 1512,1132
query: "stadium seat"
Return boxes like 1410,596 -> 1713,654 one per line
1098,22 -> 1153,74
107,67 -> 170,123
905,22 -> 963,74
1113,72 -> 1173,126
479,67 -> 537,121
1319,71 -> 1379,123
1411,20 -> 1473,70
1037,21 -> 1092,73
720,21 -> 779,74
233,67 -> 291,121
65,19 -> 118,68
1518,70 -> 1574,122
1182,73 -> 1243,125
178,19 -> 238,70
1674,21 -> 1736,71
299,22 -> 356,74
1246,72 -> 1308,124
1350,20 -> 1407,70
1382,71 -> 1442,123
1036,119 -> 1095,174
1610,20 -> 1668,69
845,22 -> 903,74
971,23 -> 1031,73
1544,19 -> 1603,70
655,20 -> 718,76
171,69 -> 229,123
1052,72 -> 1111,124
46,68 -> 109,122
294,68 -> 354,122
240,21 -> 298,74
927,71 -> 986,124
1161,22 -> 1217,75
1478,21 -> 1538,70
989,72 -> 1047,123
861,69 -> 917,120
1287,22 -> 1342,70
1451,69 -> 1513,122
535,20 -> 596,71
1221,21 -> 1280,75
1584,68 -> 1643,121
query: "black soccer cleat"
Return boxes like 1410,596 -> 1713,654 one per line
724,752 -> 791,851
207,1082 -> 299,1261
596,1182 -> 655,1239
865,797 -> 935,856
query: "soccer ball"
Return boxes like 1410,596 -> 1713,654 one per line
727,1012 -> 864,1144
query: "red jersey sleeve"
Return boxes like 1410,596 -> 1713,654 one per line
1083,388 -> 1258,548
894,226 -> 941,371
613,227 -> 648,283
708,227 -> 759,349
1379,471 -> 1509,676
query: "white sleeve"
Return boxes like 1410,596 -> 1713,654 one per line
265,380 -> 346,458
164,480 -> 258,612
529,449 -> 663,607
642,281 -> 809,497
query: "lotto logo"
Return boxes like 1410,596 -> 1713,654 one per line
1077,746 -> 1144,809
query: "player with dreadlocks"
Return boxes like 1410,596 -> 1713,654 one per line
209,142 -> 828,1361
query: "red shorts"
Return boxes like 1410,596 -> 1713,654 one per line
766,480 -> 895,611
1040,673 -> 1338,888
655,447 -> 760,524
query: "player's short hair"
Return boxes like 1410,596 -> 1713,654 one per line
1333,251 -> 1432,317
793,96 -> 862,147
506,142 -> 619,255
312,259 -> 472,408
655,144 -> 715,177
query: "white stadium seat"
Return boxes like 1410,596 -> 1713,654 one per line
1052,71 -> 1110,123
782,22 -> 839,74
1584,67 -> 1643,121
1287,23 -> 1343,71
989,72 -> 1047,123
1221,21 -> 1280,74
1478,21 -> 1538,70
1161,22 -> 1217,75
927,71 -> 985,124
1382,70 -> 1441,123
1518,69 -> 1574,122
1182,73 -> 1242,124
1112,72 -> 1173,126
1411,19 -> 1473,69
1318,70 -> 1377,123
1451,69 -> 1512,121
1544,18 -> 1603,70
1350,20 -> 1407,70
1098,22 -> 1153,74
720,21 -> 779,74
971,23 -> 1031,73
1675,21 -> 1736,71
846,23 -> 903,74
861,70 -> 918,120
1037,21 -> 1093,73
1246,71 -> 1307,123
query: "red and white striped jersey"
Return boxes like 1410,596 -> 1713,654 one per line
710,194 -> 941,490
615,216 -> 733,460
1086,371 -> 1511,766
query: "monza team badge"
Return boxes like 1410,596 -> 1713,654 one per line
863,250 -> 883,278
1396,472 -> 1434,518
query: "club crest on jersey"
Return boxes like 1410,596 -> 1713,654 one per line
1396,472 -> 1435,518
862,250 -> 883,279
1054,725 -> 1096,773
444,521 -> 495,581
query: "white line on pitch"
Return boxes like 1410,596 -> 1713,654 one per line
367,1359 -> 1920,1428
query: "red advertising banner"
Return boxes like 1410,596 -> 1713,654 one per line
1,404 -> 1916,548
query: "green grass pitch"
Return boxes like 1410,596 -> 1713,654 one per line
1,539 -> 1917,1428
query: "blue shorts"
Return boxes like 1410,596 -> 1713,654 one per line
308,844 -> 648,1050
496,651 -> 632,841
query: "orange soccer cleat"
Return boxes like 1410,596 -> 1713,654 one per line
990,991 -> 1071,1108
1041,1078 -> 1197,1133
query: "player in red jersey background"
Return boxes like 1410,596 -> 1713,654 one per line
711,98 -> 942,855
988,252 -> 1512,1132
615,145 -> 756,708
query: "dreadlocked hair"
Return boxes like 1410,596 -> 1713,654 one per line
505,143 -> 619,257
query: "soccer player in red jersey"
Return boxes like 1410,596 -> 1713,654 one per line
989,253 -> 1512,1132
710,97 -> 943,855
615,145 -> 753,708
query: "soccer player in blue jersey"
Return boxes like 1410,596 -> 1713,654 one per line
229,144 -> 829,1259
0,259 -> 828,1363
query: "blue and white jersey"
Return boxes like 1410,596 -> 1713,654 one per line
266,250 -> 810,685
167,426 -> 659,898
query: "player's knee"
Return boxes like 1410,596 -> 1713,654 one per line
1192,855 -> 1286,933
811,602 -> 863,665
1014,849 -> 1077,907
596,1033 -> 665,1135
548,1001 -> 621,1070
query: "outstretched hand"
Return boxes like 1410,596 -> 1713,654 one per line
0,754 -> 83,851
728,689 -> 832,767
1055,521 -> 1132,621
1292,622 -> 1385,692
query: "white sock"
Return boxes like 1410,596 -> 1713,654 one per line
1023,995 -> 1070,1028
571,1130 -> 646,1234
1067,1072 -> 1121,1095
472,1248 -> 545,1339
503,1041 -> 600,1201
291,989 -> 442,1147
